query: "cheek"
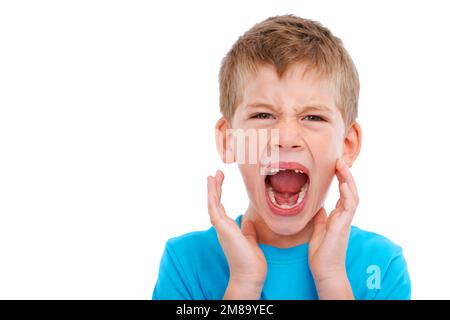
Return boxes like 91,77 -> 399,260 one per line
310,133 -> 342,192
312,140 -> 339,165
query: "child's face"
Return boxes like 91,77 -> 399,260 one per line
228,62 -> 349,237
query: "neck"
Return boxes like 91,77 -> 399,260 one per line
243,206 -> 314,248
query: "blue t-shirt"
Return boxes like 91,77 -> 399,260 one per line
152,215 -> 411,300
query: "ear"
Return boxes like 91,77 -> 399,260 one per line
342,121 -> 362,167
215,117 -> 235,163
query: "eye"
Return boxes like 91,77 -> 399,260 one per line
303,115 -> 325,121
251,113 -> 275,119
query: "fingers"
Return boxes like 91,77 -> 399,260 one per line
336,159 -> 359,205
207,174 -> 226,226
334,180 -> 357,227
329,159 -> 359,228
310,207 -> 327,245
215,170 -> 224,200
339,182 -> 355,213
335,158 -> 359,211
207,176 -> 218,222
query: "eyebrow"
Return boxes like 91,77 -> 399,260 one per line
246,102 -> 333,114
246,102 -> 278,112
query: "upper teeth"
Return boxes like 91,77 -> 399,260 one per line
268,168 -> 304,175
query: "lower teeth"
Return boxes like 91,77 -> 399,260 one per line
268,181 -> 309,209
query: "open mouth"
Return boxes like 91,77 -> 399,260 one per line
263,163 -> 310,216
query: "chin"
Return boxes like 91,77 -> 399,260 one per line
261,209 -> 311,236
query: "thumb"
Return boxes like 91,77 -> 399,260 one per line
241,218 -> 259,247
310,207 -> 327,243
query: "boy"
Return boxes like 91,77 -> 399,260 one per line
152,14 -> 411,300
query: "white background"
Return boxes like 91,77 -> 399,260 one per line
1,0 -> 449,299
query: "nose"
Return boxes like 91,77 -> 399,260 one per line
273,120 -> 304,151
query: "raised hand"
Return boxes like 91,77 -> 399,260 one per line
308,159 -> 358,299
207,170 -> 267,299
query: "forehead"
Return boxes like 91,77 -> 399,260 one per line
241,62 -> 337,111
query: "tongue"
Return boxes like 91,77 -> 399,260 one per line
274,192 -> 299,205
268,170 -> 307,194
268,170 -> 308,206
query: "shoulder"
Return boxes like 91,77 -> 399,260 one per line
348,225 -> 404,259
347,226 -> 411,299
154,223 -> 231,299
164,215 -> 242,256
166,226 -> 218,249
164,225 -> 223,263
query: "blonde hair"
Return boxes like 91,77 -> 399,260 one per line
219,14 -> 359,127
